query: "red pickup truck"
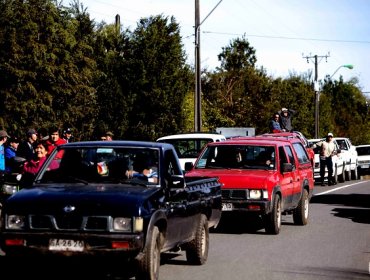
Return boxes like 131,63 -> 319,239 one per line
185,136 -> 315,234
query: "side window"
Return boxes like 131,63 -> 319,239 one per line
285,145 -> 295,168
292,142 -> 310,164
279,146 -> 288,172
336,139 -> 348,150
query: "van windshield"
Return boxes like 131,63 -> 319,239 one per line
157,138 -> 214,159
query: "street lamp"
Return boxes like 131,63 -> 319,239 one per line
315,64 -> 354,138
330,64 -> 354,79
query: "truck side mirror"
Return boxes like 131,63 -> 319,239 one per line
169,175 -> 185,189
184,162 -> 193,172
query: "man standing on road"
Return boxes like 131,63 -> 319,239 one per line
316,132 -> 337,186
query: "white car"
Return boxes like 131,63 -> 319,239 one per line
333,137 -> 359,180
156,133 -> 226,170
356,144 -> 370,175
308,138 -> 345,183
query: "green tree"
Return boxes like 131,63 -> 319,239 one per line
126,15 -> 192,140
0,0 -> 97,139
92,22 -> 132,140
320,77 -> 370,144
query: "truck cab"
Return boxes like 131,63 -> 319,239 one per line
185,136 -> 314,235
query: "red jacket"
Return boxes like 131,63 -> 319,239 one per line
46,138 -> 67,159
23,157 -> 47,175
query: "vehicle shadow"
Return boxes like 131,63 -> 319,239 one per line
310,193 -> 370,224
0,255 -> 136,280
211,213 -> 268,235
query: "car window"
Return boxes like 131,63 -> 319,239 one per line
335,139 -> 348,150
37,147 -> 160,184
195,145 -> 275,170
284,145 -> 295,168
292,142 -> 310,164
356,146 -> 370,156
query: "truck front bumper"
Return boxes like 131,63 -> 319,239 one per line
221,199 -> 271,215
0,231 -> 145,257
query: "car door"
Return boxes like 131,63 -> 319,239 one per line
278,145 -> 295,208
163,149 -> 198,249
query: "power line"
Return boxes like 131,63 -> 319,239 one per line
203,31 -> 370,44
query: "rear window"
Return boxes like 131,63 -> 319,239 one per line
356,146 -> 370,156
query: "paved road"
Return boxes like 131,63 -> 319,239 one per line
1,179 -> 369,280
159,178 -> 370,280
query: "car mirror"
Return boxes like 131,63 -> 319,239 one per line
184,162 -> 193,171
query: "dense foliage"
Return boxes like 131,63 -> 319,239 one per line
0,0 -> 368,144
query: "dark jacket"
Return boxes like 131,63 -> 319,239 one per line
279,109 -> 296,132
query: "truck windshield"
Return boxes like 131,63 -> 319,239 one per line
158,138 -> 214,159
36,147 -> 160,184
195,145 -> 276,170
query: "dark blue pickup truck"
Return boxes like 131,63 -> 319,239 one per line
0,141 -> 222,280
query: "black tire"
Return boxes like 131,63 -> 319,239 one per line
293,189 -> 309,225
345,166 -> 351,181
136,226 -> 161,280
264,194 -> 281,235
186,214 -> 209,265
351,165 -> 358,180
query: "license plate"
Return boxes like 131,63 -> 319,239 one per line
49,239 -> 84,252
222,203 -> 233,211
361,165 -> 369,168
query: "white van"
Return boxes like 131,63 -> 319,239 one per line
156,133 -> 226,170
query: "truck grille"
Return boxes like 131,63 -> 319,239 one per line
29,215 -> 109,231
222,189 -> 248,199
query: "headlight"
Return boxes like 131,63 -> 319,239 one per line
6,215 -> 26,230
249,189 -> 268,200
113,217 -> 132,232
1,184 -> 19,195
112,217 -> 143,232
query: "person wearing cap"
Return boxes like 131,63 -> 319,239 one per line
63,128 -> 74,143
278,107 -> 296,132
315,132 -> 337,186
101,131 -> 114,141
17,128 -> 38,161
5,136 -> 20,173
0,130 -> 10,173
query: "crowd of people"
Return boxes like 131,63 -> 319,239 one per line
0,127 -> 115,182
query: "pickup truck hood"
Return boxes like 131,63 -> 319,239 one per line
4,183 -> 161,216
186,169 -> 277,189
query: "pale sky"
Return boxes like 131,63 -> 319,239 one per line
79,0 -> 370,95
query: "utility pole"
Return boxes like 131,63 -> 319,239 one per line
194,0 -> 201,132
303,53 -> 330,138
194,0 -> 223,132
